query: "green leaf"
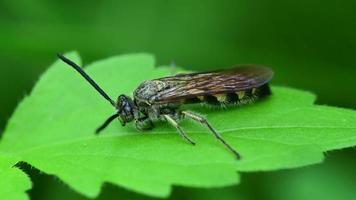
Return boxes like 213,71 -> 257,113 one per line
1,53 -> 356,198
0,154 -> 32,200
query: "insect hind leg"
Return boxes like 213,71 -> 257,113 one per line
163,114 -> 196,145
181,111 -> 241,159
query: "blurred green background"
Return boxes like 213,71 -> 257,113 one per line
1,0 -> 355,199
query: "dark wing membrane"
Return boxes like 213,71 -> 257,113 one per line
151,65 -> 273,104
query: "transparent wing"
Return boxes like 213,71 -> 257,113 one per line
151,65 -> 273,104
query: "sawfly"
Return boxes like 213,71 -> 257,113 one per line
57,54 -> 273,159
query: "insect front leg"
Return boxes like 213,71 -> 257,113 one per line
163,114 -> 196,145
135,117 -> 154,131
181,111 -> 241,159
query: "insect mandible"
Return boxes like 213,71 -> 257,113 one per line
57,54 -> 274,159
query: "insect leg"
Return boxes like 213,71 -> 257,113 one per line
135,117 -> 154,131
163,114 -> 196,145
181,111 -> 241,159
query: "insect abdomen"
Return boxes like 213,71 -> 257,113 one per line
184,83 -> 271,106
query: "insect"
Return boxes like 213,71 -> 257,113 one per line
57,54 -> 273,159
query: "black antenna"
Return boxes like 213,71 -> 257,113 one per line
95,113 -> 119,134
57,54 -> 116,107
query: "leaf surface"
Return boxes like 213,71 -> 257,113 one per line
1,53 -> 355,198
0,154 -> 31,200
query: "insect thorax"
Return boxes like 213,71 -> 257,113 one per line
133,80 -> 178,115
134,80 -> 168,104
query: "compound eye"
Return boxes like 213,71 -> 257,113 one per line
123,102 -> 132,113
